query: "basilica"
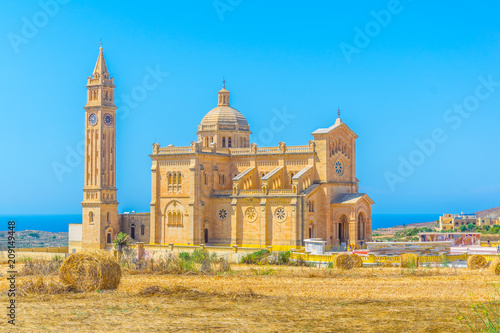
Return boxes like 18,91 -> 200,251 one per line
74,46 -> 374,252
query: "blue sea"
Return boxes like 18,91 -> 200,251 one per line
0,213 -> 440,232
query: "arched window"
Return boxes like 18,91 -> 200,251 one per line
107,232 -> 112,244
210,136 -> 214,143
309,227 -> 312,239
106,212 -> 110,223
168,173 -> 172,185
173,173 -> 177,185
204,172 -> 208,185
222,137 -> 226,147
141,225 -> 145,236
290,173 -> 294,184
177,172 -> 182,184
130,224 -> 135,239
89,211 -> 94,223
228,137 -> 232,148
204,229 -> 209,244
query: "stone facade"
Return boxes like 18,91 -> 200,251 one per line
80,47 -> 374,250
149,85 -> 374,248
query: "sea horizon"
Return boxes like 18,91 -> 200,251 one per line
0,213 -> 441,233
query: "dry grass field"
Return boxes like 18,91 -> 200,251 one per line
0,264 -> 498,332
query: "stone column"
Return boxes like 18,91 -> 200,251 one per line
188,165 -> 197,244
259,198 -> 267,247
149,160 -> 159,244
290,198 -> 298,247
366,217 -> 373,241
230,198 -> 238,245
333,221 -> 339,246
349,218 -> 357,246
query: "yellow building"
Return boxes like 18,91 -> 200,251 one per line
438,213 -> 500,231
77,46 -> 374,251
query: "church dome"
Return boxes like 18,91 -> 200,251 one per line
200,105 -> 249,128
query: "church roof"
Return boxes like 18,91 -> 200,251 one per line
331,193 -> 373,204
312,117 -> 358,138
93,44 -> 109,79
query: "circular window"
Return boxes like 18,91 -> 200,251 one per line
245,207 -> 257,222
335,159 -> 344,176
275,207 -> 287,222
218,208 -> 228,221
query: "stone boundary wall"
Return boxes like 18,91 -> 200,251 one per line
115,244 -> 271,263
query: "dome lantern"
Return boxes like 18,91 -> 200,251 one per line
197,82 -> 251,149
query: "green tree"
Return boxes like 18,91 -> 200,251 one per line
113,232 -> 129,253
467,223 -> 475,231
28,232 -> 40,239
459,225 -> 467,232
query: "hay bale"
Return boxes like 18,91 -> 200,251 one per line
467,254 -> 487,270
490,259 -> 500,275
59,249 -> 121,292
335,253 -> 354,270
350,254 -> 363,268
382,262 -> 395,268
400,253 -> 419,268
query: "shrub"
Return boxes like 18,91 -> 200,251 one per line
28,232 -> 40,239
123,252 -> 230,275
191,249 -> 215,263
240,249 -> 271,264
277,251 -> 291,265
401,254 -> 419,268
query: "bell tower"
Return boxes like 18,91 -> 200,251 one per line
81,44 -> 119,249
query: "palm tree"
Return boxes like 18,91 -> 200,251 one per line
113,232 -> 129,254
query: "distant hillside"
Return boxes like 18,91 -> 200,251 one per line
476,206 -> 500,218
0,230 -> 68,249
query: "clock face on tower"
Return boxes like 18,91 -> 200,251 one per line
88,113 -> 98,126
104,113 -> 113,126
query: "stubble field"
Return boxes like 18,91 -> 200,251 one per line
0,265 -> 497,332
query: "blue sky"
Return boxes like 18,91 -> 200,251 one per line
1,0 -> 499,215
